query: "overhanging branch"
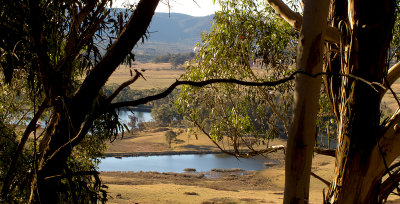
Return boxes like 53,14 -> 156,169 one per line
110,71 -> 301,109
110,70 -> 386,109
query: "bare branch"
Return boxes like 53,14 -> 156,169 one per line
111,71 -> 384,109
72,0 -> 160,114
111,71 -> 302,109
379,61 -> 400,100
107,69 -> 144,102
265,0 -> 340,43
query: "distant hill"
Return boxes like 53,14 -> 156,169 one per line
134,12 -> 214,57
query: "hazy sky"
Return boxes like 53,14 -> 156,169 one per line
115,0 -> 220,16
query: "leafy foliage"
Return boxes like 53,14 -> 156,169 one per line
165,130 -> 178,148
151,103 -> 183,126
177,0 -> 297,155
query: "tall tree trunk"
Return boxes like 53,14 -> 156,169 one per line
326,0 -> 395,203
284,0 -> 330,203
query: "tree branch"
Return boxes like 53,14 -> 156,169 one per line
379,61 -> 400,99
110,73 -> 299,109
110,71 -> 383,109
314,147 -> 335,157
72,0 -> 160,117
107,69 -> 144,102
381,109 -> 400,159
265,0 -> 302,30
265,0 -> 340,43
379,168 -> 400,202
387,62 -> 400,87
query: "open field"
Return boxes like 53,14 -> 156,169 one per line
107,127 -> 232,154
107,63 -> 186,90
106,63 -> 270,90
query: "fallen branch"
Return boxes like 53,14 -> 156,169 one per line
311,172 -> 330,187
314,147 -> 335,157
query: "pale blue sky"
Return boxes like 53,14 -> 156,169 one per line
115,0 -> 221,16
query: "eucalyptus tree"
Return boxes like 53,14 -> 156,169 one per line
177,0 -> 297,156
266,0 -> 400,203
0,0 -> 161,202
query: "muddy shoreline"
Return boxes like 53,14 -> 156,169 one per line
104,150 -> 249,157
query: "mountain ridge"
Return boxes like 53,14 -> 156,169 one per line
135,12 -> 214,56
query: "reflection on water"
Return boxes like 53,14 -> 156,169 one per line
117,110 -> 153,125
98,154 -> 276,173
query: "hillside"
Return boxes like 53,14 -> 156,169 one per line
135,12 -> 213,56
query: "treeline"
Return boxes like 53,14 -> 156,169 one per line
151,52 -> 195,68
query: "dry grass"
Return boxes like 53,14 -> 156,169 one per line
107,126 -> 287,154
107,128 -> 219,153
107,63 -> 186,90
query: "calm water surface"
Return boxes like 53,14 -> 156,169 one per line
117,110 -> 152,125
107,111 -> 277,173
98,154 -> 275,173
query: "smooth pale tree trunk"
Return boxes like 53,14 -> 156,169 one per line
284,0 -> 330,203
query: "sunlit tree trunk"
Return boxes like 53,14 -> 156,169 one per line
284,0 -> 330,203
